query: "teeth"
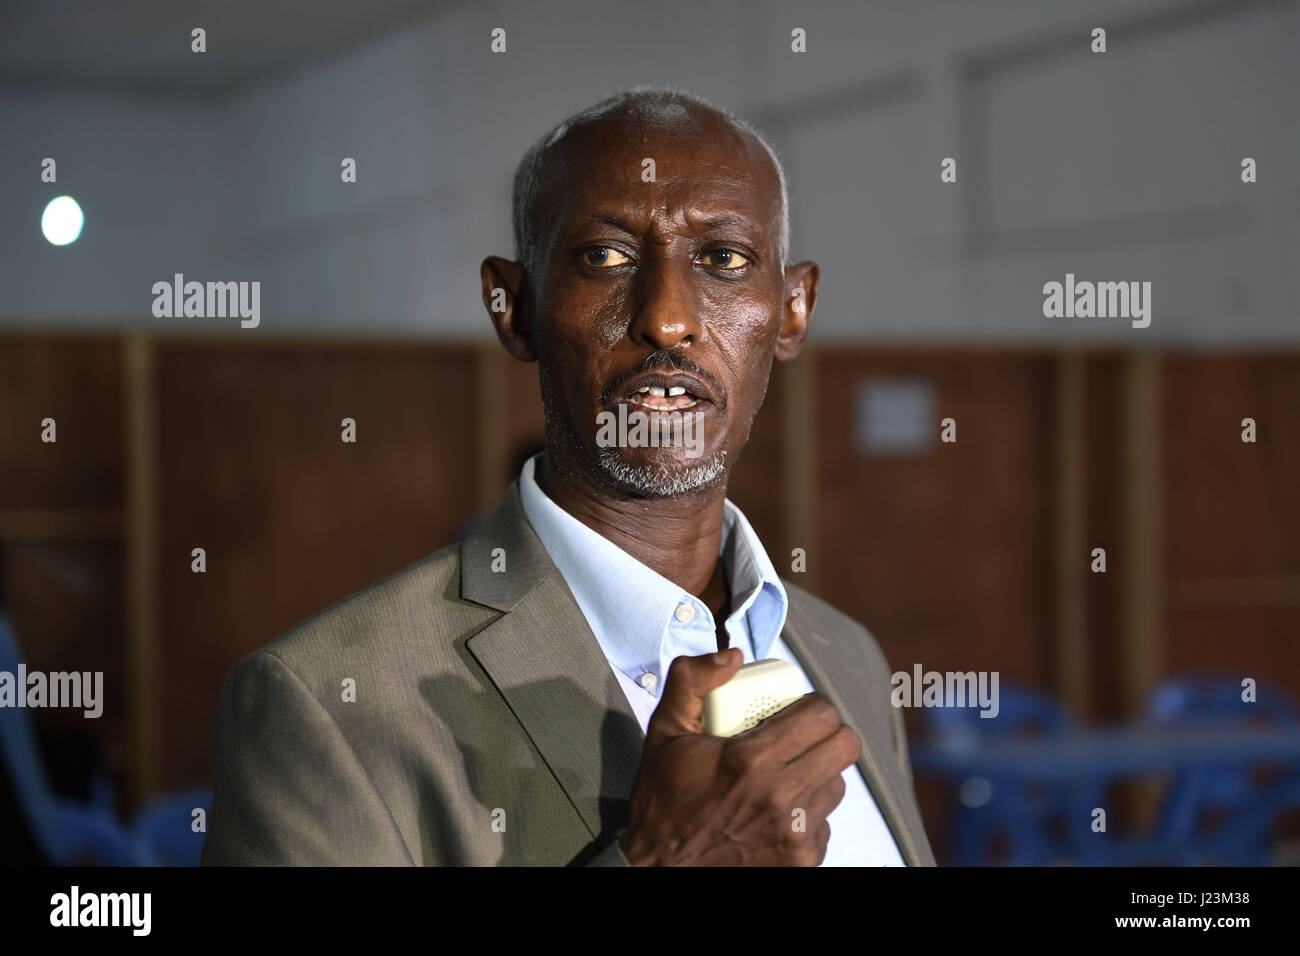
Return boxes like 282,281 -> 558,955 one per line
647,386 -> 666,397
637,386 -> 650,393
668,386 -> 686,396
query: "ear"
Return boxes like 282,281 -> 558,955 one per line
775,261 -> 818,362
480,255 -> 536,362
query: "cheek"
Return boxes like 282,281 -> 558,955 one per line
702,281 -> 780,343
706,301 -> 782,402
593,287 -> 634,351
546,285 -> 631,355
537,330 -> 609,410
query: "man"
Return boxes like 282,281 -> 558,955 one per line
202,86 -> 935,867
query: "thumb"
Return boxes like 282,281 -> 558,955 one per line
646,648 -> 743,741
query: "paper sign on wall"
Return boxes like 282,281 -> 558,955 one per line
854,378 -> 936,456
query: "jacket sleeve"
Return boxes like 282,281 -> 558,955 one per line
201,651 -> 414,866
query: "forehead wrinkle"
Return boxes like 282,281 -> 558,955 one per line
561,176 -> 773,235
533,108 -> 783,268
561,209 -> 769,255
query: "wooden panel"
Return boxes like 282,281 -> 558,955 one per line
1164,355 -> 1300,578
1052,352 -> 1087,715
811,349 -> 1056,686
1082,354 -> 1127,721
1166,607 -> 1300,686
499,351 -> 546,492
810,349 -> 1056,860
726,356 -> 791,571
152,342 -> 482,791
1161,353 -> 1300,703
0,335 -> 123,509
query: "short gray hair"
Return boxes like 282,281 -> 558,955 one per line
511,85 -> 790,281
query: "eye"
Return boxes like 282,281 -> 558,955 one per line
700,248 -> 750,271
581,246 -> 632,267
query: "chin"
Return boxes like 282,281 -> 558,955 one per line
594,446 -> 729,498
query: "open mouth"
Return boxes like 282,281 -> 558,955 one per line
626,384 -> 705,411
616,372 -> 716,412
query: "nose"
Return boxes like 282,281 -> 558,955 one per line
626,257 -> 703,351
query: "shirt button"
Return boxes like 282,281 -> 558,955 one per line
674,603 -> 696,623
638,672 -> 658,690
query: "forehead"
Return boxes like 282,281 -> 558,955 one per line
534,109 -> 781,248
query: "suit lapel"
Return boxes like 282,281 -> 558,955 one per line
779,596 -> 931,867
461,483 -> 644,841
460,481 -> 932,864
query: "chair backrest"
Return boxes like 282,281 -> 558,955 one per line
922,684 -> 1097,864
1147,674 -> 1300,727
1146,673 -> 1300,844
924,682 -> 1076,744
132,788 -> 213,867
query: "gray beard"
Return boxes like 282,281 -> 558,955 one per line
595,446 -> 728,498
540,369 -> 729,499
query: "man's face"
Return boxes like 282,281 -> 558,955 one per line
501,107 -> 812,498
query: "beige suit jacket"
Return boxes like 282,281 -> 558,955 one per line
201,482 -> 936,866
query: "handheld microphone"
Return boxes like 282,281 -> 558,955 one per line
703,658 -> 806,737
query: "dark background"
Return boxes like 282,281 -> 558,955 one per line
1,0 -> 1296,863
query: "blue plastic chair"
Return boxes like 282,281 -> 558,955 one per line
130,788 -> 213,866
923,684 -> 1105,865
1206,772 -> 1300,865
1143,674 -> 1300,864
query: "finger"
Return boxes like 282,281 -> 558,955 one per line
771,767 -> 845,834
781,723 -> 862,792
646,648 -> 743,742
813,820 -> 832,865
800,772 -> 848,826
737,691 -> 846,766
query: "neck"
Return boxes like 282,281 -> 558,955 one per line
536,452 -> 730,613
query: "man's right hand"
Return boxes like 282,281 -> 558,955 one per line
618,647 -> 862,866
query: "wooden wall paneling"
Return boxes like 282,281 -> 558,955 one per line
151,340 -> 483,791
1053,351 -> 1088,716
1081,353 -> 1127,722
1162,353 -> 1300,702
497,350 -> 545,492
1119,353 -> 1164,718
810,348 -> 1056,686
124,334 -> 159,807
0,334 -> 124,510
725,351 -> 792,578
475,344 -> 506,512
0,333 -> 131,810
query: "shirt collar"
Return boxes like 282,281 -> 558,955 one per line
517,453 -> 788,685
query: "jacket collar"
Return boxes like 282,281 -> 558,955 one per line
460,481 -> 933,865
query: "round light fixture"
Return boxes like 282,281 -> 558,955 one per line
42,196 -> 84,246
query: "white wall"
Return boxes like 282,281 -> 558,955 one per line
1,0 -> 1295,344
0,90 -> 232,326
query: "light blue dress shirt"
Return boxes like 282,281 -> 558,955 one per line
517,454 -> 905,866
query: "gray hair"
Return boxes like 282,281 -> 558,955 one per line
511,85 -> 790,281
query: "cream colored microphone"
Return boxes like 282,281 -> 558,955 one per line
703,659 -> 807,737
